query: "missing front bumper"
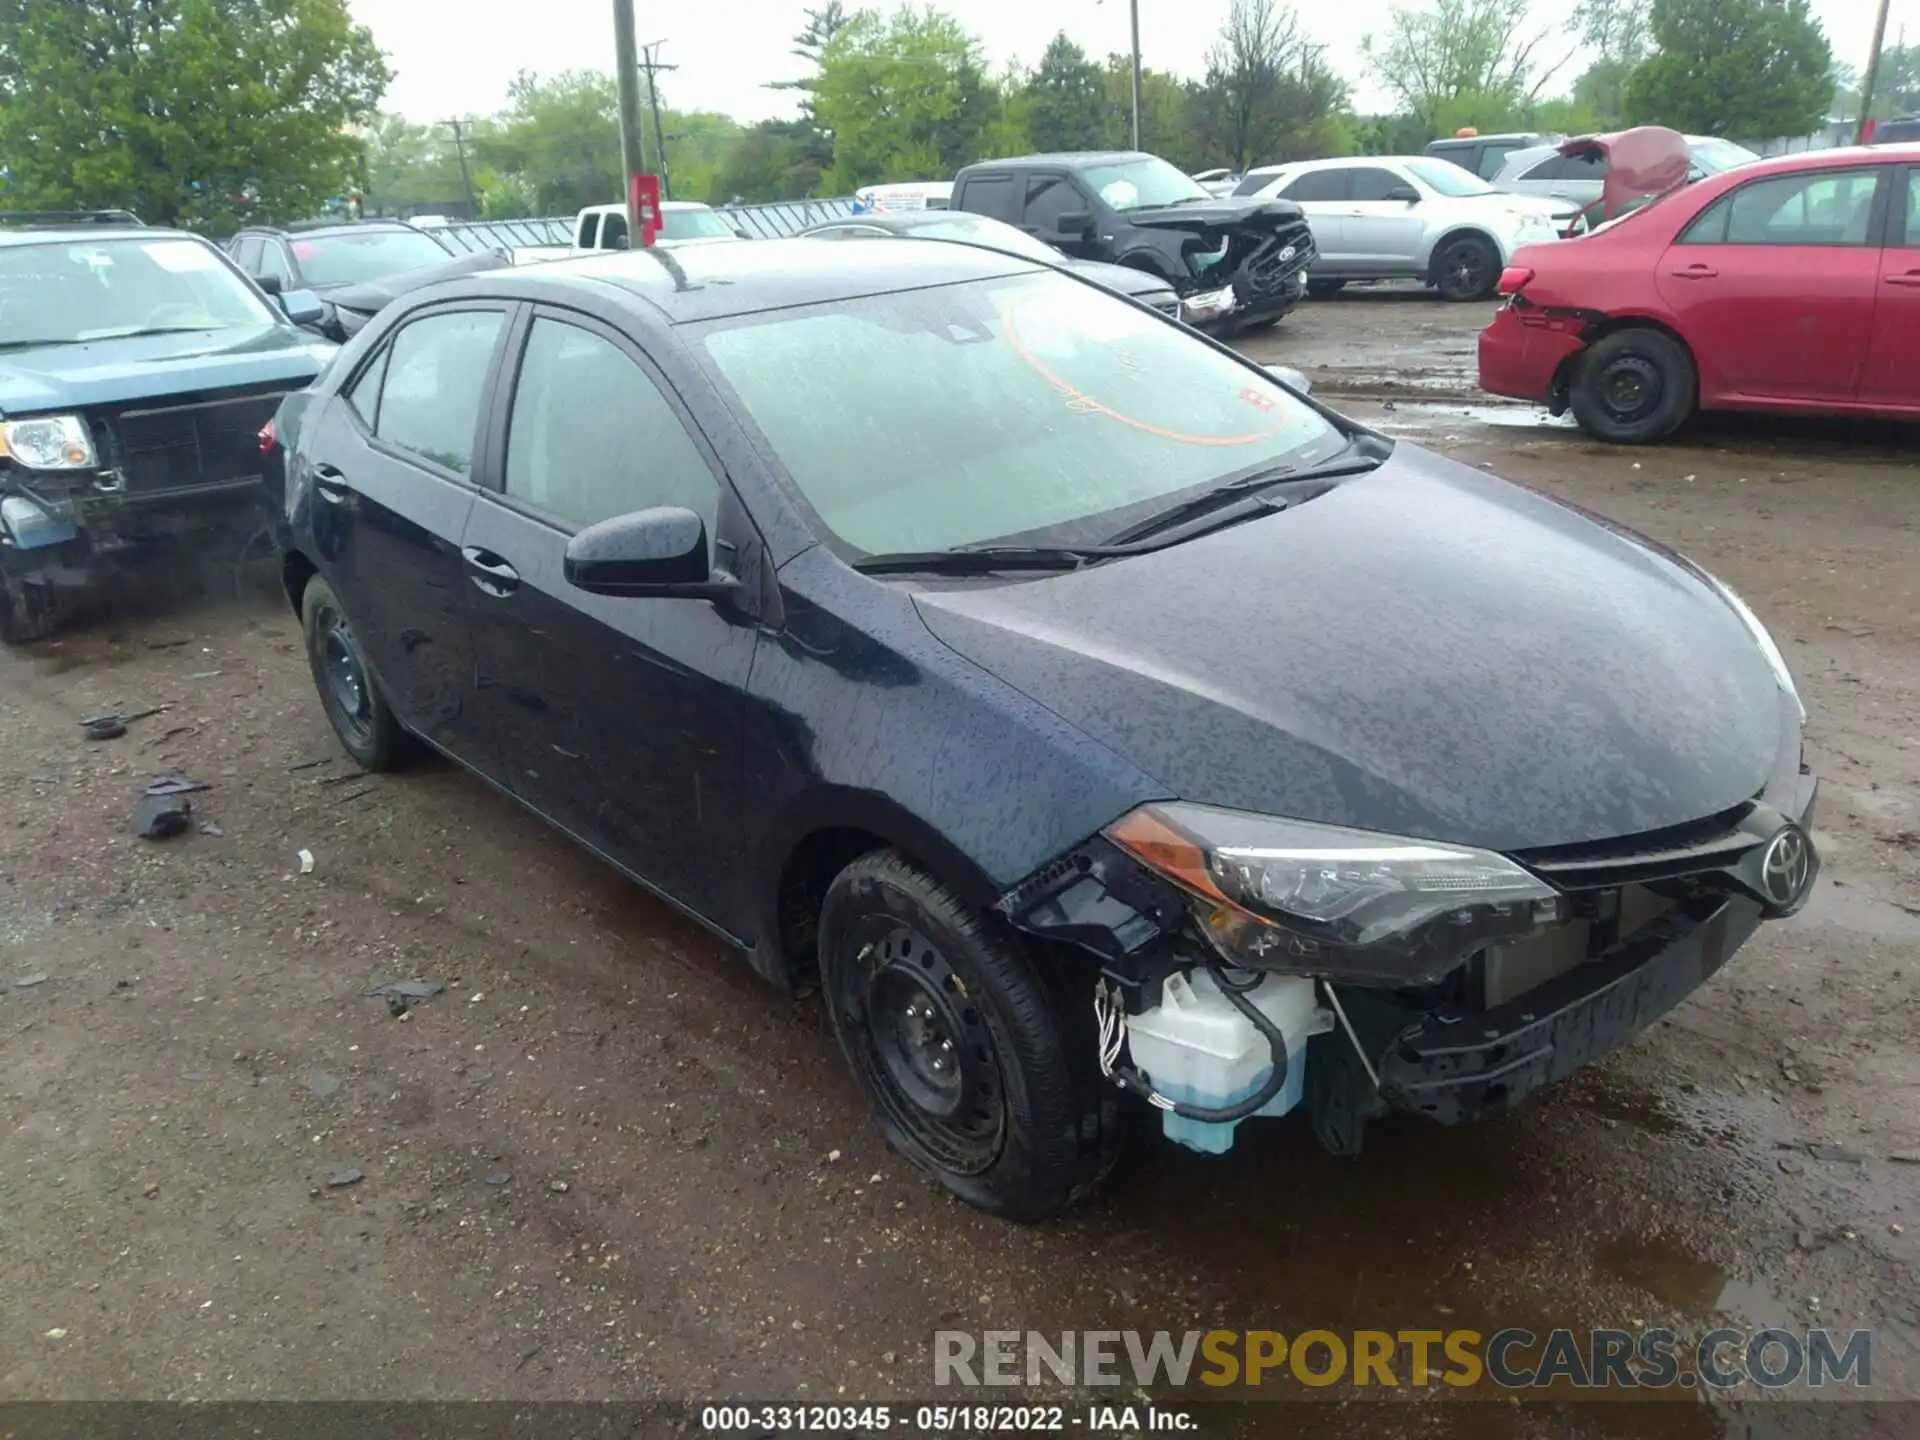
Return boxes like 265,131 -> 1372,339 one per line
1377,893 -> 1762,1126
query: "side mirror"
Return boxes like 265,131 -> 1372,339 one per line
1383,186 -> 1421,204
279,288 -> 326,326
1053,209 -> 1095,239
256,273 -> 284,296
733,227 -> 751,240
1265,364 -> 1312,395
564,506 -> 737,600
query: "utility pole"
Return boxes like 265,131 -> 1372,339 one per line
612,0 -> 646,236
640,42 -> 678,201
1857,0 -> 1895,143
443,118 -> 478,220
1129,0 -> 1142,151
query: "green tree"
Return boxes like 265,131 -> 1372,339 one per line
1365,0 -> 1576,136
1568,0 -> 1651,125
0,0 -> 389,228
1023,32 -> 1105,152
1193,0 -> 1350,170
1624,0 -> 1833,139
360,114 -> 474,218
712,118 -> 830,201
472,70 -> 621,216
1097,58 -> 1199,164
813,6 -> 997,187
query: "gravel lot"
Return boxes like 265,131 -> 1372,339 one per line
2,293 -> 1916,1433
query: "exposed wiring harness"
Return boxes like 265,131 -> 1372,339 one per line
1094,966 -> 1292,1123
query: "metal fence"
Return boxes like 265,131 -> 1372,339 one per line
423,197 -> 858,254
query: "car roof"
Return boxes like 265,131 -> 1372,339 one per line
429,234 -> 1041,323
1246,155 -> 1420,178
579,201 -> 712,215
0,226 -> 199,250
1430,133 -> 1549,146
962,151 -> 1151,169
240,220 -> 418,237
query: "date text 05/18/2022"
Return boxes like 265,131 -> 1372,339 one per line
699,1403 -> 1196,1433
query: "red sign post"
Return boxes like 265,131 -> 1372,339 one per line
629,173 -> 662,248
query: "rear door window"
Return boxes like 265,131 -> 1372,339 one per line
365,309 -> 507,476
1477,145 -> 1520,179
960,174 -> 1016,221
233,235 -> 263,271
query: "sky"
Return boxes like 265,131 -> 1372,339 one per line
349,0 -> 1901,128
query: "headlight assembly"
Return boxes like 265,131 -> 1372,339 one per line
1108,802 -> 1563,987
1,415 -> 96,471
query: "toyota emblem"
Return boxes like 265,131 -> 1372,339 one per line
1279,245 -> 1298,262
1759,825 -> 1813,909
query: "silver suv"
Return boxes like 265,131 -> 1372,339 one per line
1491,136 -> 1759,212
1232,156 -> 1573,301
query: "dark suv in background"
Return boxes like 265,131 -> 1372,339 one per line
948,151 -> 1316,333
1424,132 -> 1565,180
227,220 -> 464,341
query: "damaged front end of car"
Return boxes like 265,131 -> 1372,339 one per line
1132,200 -> 1318,329
995,749 -> 1819,1159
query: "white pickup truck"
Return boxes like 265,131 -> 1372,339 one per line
570,200 -> 749,253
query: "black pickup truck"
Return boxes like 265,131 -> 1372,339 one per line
948,151 -> 1317,333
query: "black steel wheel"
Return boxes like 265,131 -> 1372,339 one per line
1569,328 -> 1697,444
819,849 -> 1126,1218
301,573 -> 406,770
1433,234 -> 1500,301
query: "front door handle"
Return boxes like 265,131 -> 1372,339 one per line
462,546 -> 520,596
1670,264 -> 1718,280
1885,271 -> 1920,287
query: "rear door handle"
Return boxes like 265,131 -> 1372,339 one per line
312,463 -> 354,505
1670,264 -> 1718,279
1885,271 -> 1920,287
462,546 -> 520,596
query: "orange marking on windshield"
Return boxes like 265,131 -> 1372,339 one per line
1000,300 -> 1279,448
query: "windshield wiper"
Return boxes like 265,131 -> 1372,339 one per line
1101,447 -> 1387,547
0,337 -> 90,353
851,543 -> 1135,576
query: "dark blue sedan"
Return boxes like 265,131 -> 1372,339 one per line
273,238 -> 1818,1217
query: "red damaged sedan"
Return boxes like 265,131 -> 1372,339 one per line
1480,129 -> 1920,442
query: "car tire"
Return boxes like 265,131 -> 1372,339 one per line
1305,279 -> 1346,300
1569,328 -> 1697,444
0,573 -> 60,646
301,573 -> 407,771
818,848 -> 1127,1220
1432,234 -> 1501,301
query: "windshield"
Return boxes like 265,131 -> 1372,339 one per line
695,272 -> 1345,560
292,228 -> 451,286
1081,157 -> 1210,212
904,215 -> 1060,264
1403,158 -> 1498,197
661,207 -> 737,241
1687,139 -> 1760,174
0,236 -> 281,345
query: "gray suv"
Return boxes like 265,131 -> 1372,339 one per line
1424,132 -> 1564,181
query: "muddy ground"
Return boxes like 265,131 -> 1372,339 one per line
2,293 -> 1916,1436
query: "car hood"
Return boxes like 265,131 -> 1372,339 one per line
1121,196 -> 1308,234
0,325 -> 335,417
322,250 -> 513,312
912,446 -> 1786,853
1064,256 -> 1175,297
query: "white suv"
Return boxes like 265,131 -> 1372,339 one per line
1232,156 -> 1576,301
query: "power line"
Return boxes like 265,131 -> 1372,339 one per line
640,41 -> 679,201
439,118 -> 478,221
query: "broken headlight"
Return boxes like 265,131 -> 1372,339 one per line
1,415 -> 96,471
1107,802 -> 1563,987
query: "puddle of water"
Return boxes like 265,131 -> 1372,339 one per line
1369,401 -> 1576,435
1593,1234 -> 1731,1316
1783,877 -> 1920,940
